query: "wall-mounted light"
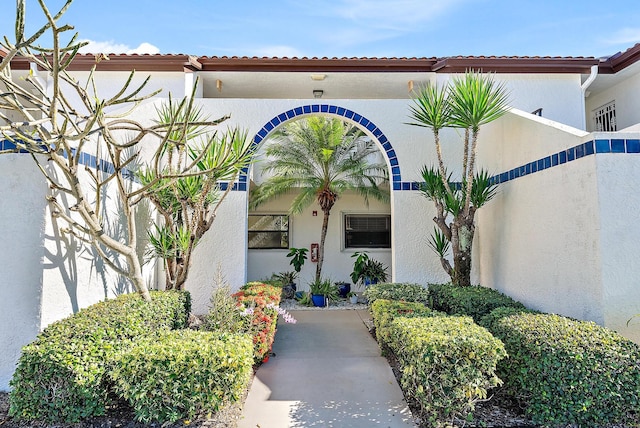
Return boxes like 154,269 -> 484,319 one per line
311,74 -> 326,81
313,89 -> 323,98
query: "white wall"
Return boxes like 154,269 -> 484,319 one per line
586,72 -> 640,132
185,191 -> 249,315
596,152 -> 640,343
0,156 -> 48,390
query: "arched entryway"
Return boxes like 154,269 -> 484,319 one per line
245,104 -> 406,288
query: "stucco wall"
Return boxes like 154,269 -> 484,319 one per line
185,191 -> 249,315
586,71 -> 640,132
0,156 -> 48,390
596,151 -> 640,343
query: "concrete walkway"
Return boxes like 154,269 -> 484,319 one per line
239,309 -> 416,428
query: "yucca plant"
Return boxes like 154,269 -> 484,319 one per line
139,102 -> 253,290
409,71 -> 509,286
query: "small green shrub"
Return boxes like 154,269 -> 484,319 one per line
203,284 -> 246,333
363,282 -> 430,306
388,316 -> 506,426
428,283 -> 525,322
9,291 -> 190,423
111,329 -> 253,424
489,312 -> 640,426
370,299 -> 436,346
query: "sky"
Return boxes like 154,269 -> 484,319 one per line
2,0 -> 640,59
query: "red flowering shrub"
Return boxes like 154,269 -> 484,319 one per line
233,282 -> 281,363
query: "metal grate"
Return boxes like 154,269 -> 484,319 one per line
593,101 -> 617,132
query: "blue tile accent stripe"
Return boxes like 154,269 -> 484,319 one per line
487,139 -> 637,186
247,104 -> 402,191
5,136 -> 638,192
0,140 -> 242,190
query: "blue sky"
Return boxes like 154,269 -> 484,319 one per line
3,0 -> 640,59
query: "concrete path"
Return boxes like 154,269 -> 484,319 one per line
239,309 -> 416,428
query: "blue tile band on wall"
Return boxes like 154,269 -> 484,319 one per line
0,140 -> 241,190
4,137 -> 638,192
249,104 -> 405,191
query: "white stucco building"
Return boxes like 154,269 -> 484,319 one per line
1,44 -> 640,390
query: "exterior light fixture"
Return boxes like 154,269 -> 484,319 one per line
311,74 -> 326,81
313,89 -> 323,98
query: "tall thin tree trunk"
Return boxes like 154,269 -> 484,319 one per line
316,210 -> 331,282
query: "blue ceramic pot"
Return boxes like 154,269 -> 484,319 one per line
337,282 -> 351,298
311,294 -> 326,307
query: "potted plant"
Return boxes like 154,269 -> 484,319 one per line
350,251 -> 370,284
280,247 -> 308,298
346,291 -> 359,304
308,278 -> 338,307
351,252 -> 388,286
361,259 -> 388,286
275,271 -> 297,299
286,247 -> 308,281
335,280 -> 351,298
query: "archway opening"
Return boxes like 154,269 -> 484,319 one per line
246,108 -> 398,294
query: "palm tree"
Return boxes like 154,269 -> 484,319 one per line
250,117 -> 389,281
408,71 -> 509,286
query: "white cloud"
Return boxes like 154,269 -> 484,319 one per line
78,40 -> 160,54
604,28 -> 640,45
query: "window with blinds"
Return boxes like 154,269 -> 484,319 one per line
344,214 -> 390,248
593,101 -> 617,132
248,214 -> 289,249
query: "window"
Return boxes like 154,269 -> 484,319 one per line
248,214 -> 289,249
593,101 -> 616,132
344,214 -> 390,248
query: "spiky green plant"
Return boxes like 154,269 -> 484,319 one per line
409,71 -> 509,286
140,102 -> 253,290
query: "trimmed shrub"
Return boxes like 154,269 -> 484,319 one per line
388,316 -> 507,426
111,329 -> 253,424
428,283 -> 525,322
9,291 -> 190,423
363,282 -> 430,306
370,299 -> 436,346
489,311 -> 640,426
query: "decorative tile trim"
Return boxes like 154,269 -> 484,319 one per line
6,135 -> 637,193
248,104 -> 402,190
0,140 -> 240,189
407,139 -> 639,191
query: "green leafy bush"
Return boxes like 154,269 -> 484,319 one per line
363,282 -> 430,306
388,316 -> 506,426
370,299 -> 436,347
487,312 -> 640,426
9,291 -> 190,423
202,282 -> 282,363
111,329 -> 253,424
428,283 -> 525,322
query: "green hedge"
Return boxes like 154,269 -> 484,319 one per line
363,282 -> 430,306
428,283 -> 525,322
388,316 -> 506,425
487,311 -> 640,426
9,291 -> 190,423
370,299 -> 436,347
111,329 -> 253,424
